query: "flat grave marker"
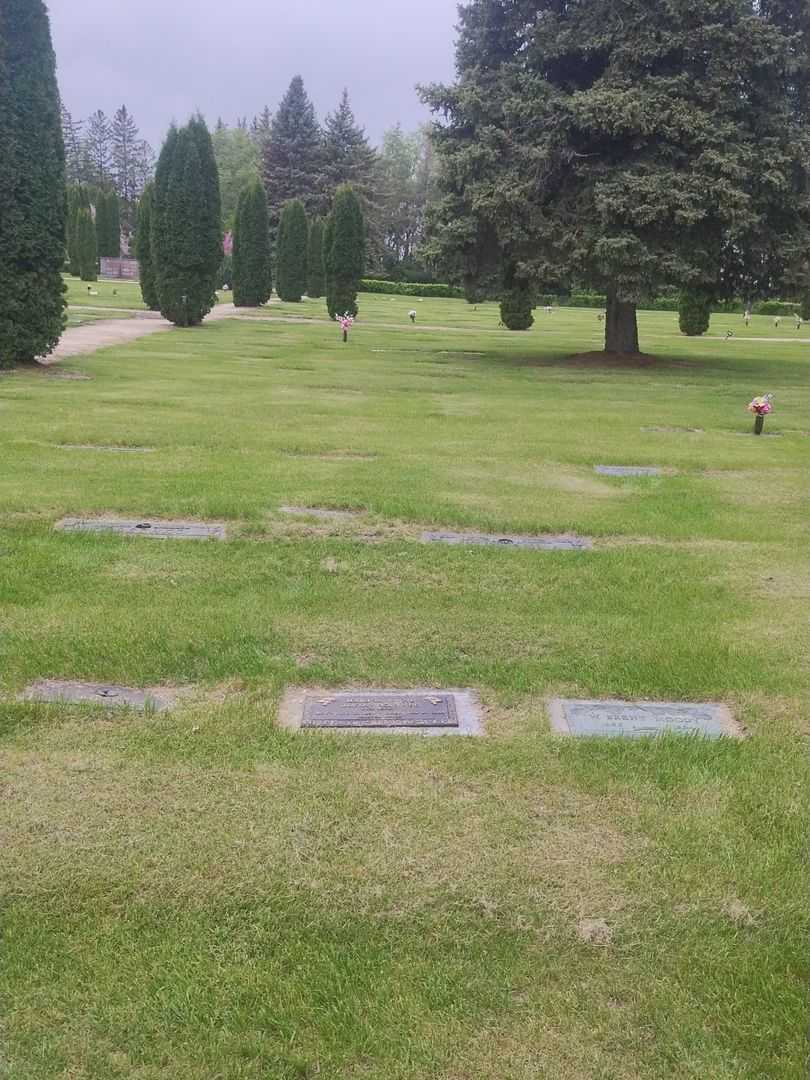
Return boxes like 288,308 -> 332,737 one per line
594,465 -> 663,477
19,679 -> 179,712
56,517 -> 226,540
422,530 -> 591,551
57,444 -> 155,453
280,688 -> 483,736
549,698 -> 742,739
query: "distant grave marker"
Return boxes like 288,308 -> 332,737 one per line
57,444 -> 155,453
19,679 -> 179,712
549,699 -> 741,739
594,465 -> 662,477
422,531 -> 591,550
280,689 -> 483,736
56,517 -> 226,540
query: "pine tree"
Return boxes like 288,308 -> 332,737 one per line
233,177 -> 272,307
250,105 -> 272,151
60,103 -> 84,184
678,290 -> 712,336
134,183 -> 159,309
422,0 -> 810,355
307,218 -> 325,298
84,109 -> 112,188
75,207 -> 98,281
325,184 -> 364,319
262,76 -> 323,231
111,104 -> 140,233
0,0 -> 66,366
276,199 -> 308,302
322,90 -> 377,198
152,117 -> 222,326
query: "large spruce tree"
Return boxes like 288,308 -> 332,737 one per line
95,189 -> 120,257
324,184 -> 364,319
233,178 -> 272,306
262,76 -> 323,230
306,218 -> 325,298
134,182 -> 159,309
152,117 -> 222,326
0,0 -> 66,367
66,183 -> 91,275
422,0 -> 810,355
276,199 -> 308,302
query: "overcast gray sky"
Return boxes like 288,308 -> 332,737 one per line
48,0 -> 460,150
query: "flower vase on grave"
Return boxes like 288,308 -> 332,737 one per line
343,329 -> 348,343
754,414 -> 765,435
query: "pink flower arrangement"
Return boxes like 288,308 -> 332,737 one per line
747,394 -> 773,416
223,231 -> 233,256
339,315 -> 354,332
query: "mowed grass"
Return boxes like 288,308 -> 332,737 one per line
1,299 -> 808,1079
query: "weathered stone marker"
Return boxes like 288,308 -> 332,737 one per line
594,465 -> 662,477
56,517 -> 226,540
422,531 -> 591,550
19,680 -> 178,712
280,689 -> 483,735
548,699 -> 741,739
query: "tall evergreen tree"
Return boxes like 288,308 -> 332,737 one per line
325,184 -> 364,319
422,0 -> 810,355
233,177 -> 272,307
0,0 -> 66,367
152,117 -> 222,326
276,199 -> 308,301
60,103 -> 85,185
322,90 -> 377,197
134,182 -> 159,309
95,189 -> 120,257
262,76 -> 323,230
66,183 -> 91,275
307,218 -> 325,298
111,104 -> 139,233
75,207 -> 97,281
84,108 -> 112,188
323,212 -> 336,317
250,105 -> 273,151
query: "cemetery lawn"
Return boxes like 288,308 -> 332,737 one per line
1,301 -> 808,1079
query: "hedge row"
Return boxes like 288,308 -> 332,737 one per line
360,278 -> 464,298
360,279 -> 802,315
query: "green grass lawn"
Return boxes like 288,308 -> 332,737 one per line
1,299 -> 808,1079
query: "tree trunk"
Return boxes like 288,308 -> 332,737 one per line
605,288 -> 640,354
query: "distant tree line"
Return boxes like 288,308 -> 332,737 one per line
60,103 -> 154,239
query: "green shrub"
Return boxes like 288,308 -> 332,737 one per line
219,254 -> 233,290
678,289 -> 712,336
233,178 -> 272,307
753,299 -> 799,316
325,184 -> 364,319
75,208 -> 98,281
801,294 -> 810,321
133,183 -> 159,310
276,199 -> 308,302
500,279 -> 534,330
359,278 -> 464,298
307,218 -> 325,299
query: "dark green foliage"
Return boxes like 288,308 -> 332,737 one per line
75,207 -> 97,281
262,76 -> 323,232
325,184 -> 364,319
679,290 -> 712,336
219,254 -> 233,290
95,189 -> 120,257
0,0 -> 66,366
323,213 -> 335,317
276,199 -> 308,302
801,294 -> 810,321
233,178 -> 272,307
500,270 -> 534,330
66,183 -> 91,274
152,116 -> 222,326
306,218 -> 325,298
133,182 -> 159,310
422,0 -> 810,353
360,278 -> 462,298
